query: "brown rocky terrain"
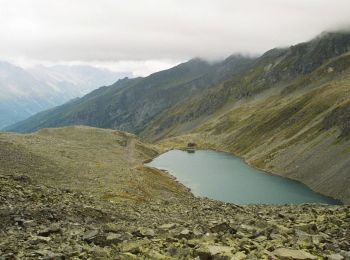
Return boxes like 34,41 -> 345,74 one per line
0,126 -> 349,259
6,32 -> 350,206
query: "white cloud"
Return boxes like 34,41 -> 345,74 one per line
0,0 -> 350,75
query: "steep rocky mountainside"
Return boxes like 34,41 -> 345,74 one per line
144,32 -> 350,139
143,31 -> 350,204
5,32 -> 350,203
8,32 -> 350,140
7,56 -> 255,133
1,126 -> 349,259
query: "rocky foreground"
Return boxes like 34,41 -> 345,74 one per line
0,126 -> 349,259
1,171 -> 350,259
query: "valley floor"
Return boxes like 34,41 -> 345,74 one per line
0,126 -> 349,259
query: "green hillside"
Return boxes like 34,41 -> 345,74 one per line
144,32 -> 350,139
7,56 -> 254,134
1,126 -> 348,259
151,32 -> 350,203
6,31 -> 350,203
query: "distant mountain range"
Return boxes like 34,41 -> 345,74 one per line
0,61 -> 131,129
5,31 -> 350,203
4,55 -> 255,133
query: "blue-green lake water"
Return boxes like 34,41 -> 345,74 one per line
147,149 -> 340,205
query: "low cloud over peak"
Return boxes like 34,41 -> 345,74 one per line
1,0 -> 350,75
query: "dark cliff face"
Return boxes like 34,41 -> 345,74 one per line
233,32 -> 350,91
281,32 -> 350,74
143,32 -> 350,139
322,100 -> 350,139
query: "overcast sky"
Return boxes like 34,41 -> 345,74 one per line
1,0 -> 350,76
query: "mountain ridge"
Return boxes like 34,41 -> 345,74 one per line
0,62 -> 130,129
5,31 -> 350,203
7,55 -> 255,133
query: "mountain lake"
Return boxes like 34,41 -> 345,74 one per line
146,149 -> 341,205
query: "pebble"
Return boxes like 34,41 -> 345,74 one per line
1,169 -> 349,259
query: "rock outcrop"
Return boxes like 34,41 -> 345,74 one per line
1,171 -> 349,259
0,126 -> 349,259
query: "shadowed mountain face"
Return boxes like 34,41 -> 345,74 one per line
7,32 -> 350,136
0,62 -> 130,129
5,31 -> 350,203
143,32 -> 350,139
7,56 -> 255,133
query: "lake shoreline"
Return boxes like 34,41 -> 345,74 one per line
146,148 -> 343,205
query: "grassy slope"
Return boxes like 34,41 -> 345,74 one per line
144,33 -> 350,141
5,32 -> 350,204
7,57 -> 254,134
1,129 -> 349,258
157,54 -> 350,203
0,126 -> 190,203
142,33 -> 350,203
